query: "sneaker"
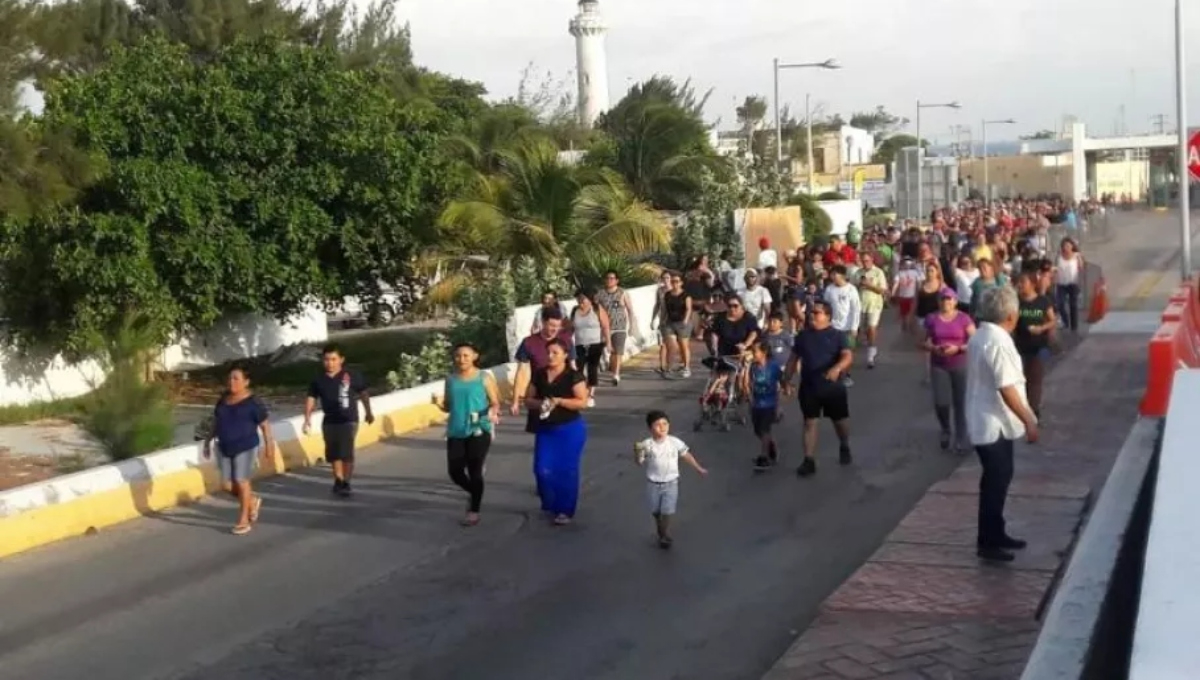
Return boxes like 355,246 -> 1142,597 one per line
754,455 -> 771,471
336,481 -> 353,498
681,368 -> 691,378
995,535 -> 1028,551
842,376 -> 855,388
658,535 -> 673,550
939,431 -> 951,451
612,375 -> 621,386
796,457 -> 816,477
586,396 -> 596,408
838,444 -> 853,466
867,360 -> 875,370
331,479 -> 344,496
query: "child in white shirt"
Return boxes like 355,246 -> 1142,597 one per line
634,410 -> 708,549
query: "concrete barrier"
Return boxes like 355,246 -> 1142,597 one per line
1129,369 -> 1200,679
1139,281 -> 1200,417
0,285 -> 665,559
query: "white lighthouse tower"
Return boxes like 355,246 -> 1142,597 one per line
569,0 -> 610,128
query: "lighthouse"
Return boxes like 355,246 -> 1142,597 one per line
569,0 -> 610,128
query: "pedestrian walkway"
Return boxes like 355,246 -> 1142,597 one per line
761,331 -> 1147,680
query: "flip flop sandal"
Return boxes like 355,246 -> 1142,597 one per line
250,496 -> 263,523
231,524 -> 253,536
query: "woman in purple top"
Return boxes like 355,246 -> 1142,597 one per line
923,287 -> 976,452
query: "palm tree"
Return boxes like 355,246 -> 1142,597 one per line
431,138 -> 668,300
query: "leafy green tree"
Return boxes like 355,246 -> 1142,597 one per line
849,105 -> 907,136
0,0 -> 36,116
1020,129 -> 1055,140
0,36 -> 449,357
789,193 -> 832,243
591,76 -> 719,210
872,133 -> 926,165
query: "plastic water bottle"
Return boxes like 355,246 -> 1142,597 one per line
539,398 -> 554,420
339,380 -> 350,411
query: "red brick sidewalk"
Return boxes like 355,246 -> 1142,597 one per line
762,334 -> 1147,680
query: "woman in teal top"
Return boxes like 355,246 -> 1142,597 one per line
433,343 -> 501,526
970,258 -> 1009,316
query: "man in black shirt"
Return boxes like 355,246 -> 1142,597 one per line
785,300 -> 854,477
1014,271 -> 1055,418
303,344 -> 375,497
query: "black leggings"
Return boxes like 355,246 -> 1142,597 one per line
447,434 -> 491,513
576,343 -> 605,388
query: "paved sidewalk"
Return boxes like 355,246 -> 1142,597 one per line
762,332 -> 1148,680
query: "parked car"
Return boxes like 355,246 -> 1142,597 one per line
328,288 -> 403,329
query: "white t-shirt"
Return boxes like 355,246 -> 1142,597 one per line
824,282 -> 862,333
757,249 -> 779,271
965,322 -> 1035,445
894,268 -> 923,298
740,285 -> 773,324
638,435 -> 689,483
1055,255 -> 1081,285
955,269 -> 979,304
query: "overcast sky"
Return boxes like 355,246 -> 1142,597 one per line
397,0 -> 1200,143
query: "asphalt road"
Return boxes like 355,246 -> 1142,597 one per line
0,211 -> 1181,680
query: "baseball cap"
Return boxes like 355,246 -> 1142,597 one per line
939,287 -> 958,300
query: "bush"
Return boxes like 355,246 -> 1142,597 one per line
80,315 -> 175,461
450,271 -> 515,367
817,191 -> 848,201
789,193 -> 832,243
386,333 -> 452,391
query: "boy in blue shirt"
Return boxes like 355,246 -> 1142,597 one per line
743,340 -> 784,471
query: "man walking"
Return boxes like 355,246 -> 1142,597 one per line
785,300 -> 854,477
853,253 -> 888,369
965,287 -> 1040,563
595,270 -> 636,385
823,265 -> 861,387
303,344 -> 374,498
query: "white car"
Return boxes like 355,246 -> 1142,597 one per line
328,288 -> 402,329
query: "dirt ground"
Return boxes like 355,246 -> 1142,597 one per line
0,449 -> 63,492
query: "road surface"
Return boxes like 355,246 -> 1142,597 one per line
0,212 -> 1180,680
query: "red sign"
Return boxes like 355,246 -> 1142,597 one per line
1190,129 -> 1200,181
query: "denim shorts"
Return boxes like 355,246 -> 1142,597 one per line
218,448 -> 257,484
646,479 -> 680,515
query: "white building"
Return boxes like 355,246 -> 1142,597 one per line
569,0 -> 610,128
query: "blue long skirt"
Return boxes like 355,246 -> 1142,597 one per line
533,417 -> 587,517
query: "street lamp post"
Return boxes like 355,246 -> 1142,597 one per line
773,58 -> 840,181
915,100 -> 961,223
981,118 -> 1016,205
1175,0 -> 1192,280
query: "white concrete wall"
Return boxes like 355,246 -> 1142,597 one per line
1130,368 -> 1200,679
839,126 -> 876,166
159,305 -> 328,372
818,199 -> 865,238
0,352 -> 106,407
506,285 -> 659,360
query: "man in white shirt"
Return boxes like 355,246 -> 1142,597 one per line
739,269 -> 773,326
756,236 -> 778,271
965,286 -> 1040,563
824,264 -> 861,387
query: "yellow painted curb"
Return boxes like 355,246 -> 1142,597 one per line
0,400 -> 454,559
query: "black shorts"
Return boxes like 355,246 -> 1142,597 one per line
751,407 -> 777,436
322,422 -> 359,463
798,384 -> 850,421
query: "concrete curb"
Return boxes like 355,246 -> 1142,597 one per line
0,340 -> 659,560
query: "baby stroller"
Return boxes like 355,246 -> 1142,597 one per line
693,354 -> 749,432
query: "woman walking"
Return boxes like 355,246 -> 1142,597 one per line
433,343 -> 501,526
970,259 -> 1009,315
656,273 -> 693,378
202,365 -> 274,535
915,263 -> 946,383
923,288 -> 975,451
525,339 -> 590,526
1055,238 -> 1084,332
571,290 -> 611,407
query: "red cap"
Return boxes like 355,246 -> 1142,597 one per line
758,237 -> 770,249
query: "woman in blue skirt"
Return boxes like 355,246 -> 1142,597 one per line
524,338 -> 589,525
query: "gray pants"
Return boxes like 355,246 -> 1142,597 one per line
931,364 -> 968,441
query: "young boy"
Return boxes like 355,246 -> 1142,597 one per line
302,344 -> 374,497
635,411 -> 708,549
761,312 -> 793,422
743,341 -> 784,471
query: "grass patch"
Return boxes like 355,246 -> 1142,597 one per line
0,396 -> 88,426
167,327 -> 438,403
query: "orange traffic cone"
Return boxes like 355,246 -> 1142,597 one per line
1088,277 -> 1109,324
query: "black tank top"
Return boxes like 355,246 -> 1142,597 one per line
916,287 -> 940,317
663,290 -> 689,323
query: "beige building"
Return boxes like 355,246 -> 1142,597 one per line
958,152 -> 1153,200
789,128 -> 887,194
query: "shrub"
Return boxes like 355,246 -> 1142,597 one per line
386,333 -> 452,391
80,315 -> 175,461
789,193 -> 832,243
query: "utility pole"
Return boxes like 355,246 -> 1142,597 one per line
1152,113 -> 1168,135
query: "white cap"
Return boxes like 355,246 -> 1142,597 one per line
744,268 -> 759,277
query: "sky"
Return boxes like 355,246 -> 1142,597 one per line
396,0 -> 1200,144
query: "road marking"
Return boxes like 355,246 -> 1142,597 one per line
1123,268 -> 1172,311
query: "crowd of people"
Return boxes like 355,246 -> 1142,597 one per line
199,198 -> 1093,562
